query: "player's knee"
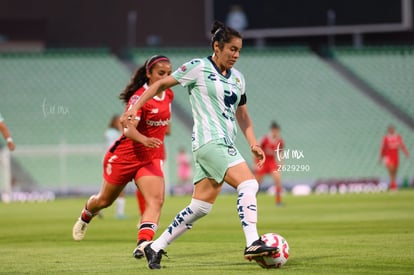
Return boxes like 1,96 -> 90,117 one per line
190,198 -> 213,217
237,179 -> 259,194
100,199 -> 114,208
146,196 -> 165,210
92,195 -> 115,209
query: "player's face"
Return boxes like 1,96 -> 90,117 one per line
214,37 -> 242,71
271,128 -> 279,138
147,61 -> 172,85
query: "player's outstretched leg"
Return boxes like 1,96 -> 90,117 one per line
72,199 -> 99,241
72,218 -> 88,241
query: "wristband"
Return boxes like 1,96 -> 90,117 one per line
6,137 -> 13,143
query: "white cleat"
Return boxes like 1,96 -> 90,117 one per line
72,218 -> 88,241
133,241 -> 151,259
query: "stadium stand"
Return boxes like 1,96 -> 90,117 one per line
0,50 -> 131,191
135,47 -> 413,187
333,46 -> 414,121
1,47 -> 413,194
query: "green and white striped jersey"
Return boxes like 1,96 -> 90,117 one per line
172,56 -> 246,151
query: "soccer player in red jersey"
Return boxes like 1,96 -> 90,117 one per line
255,121 -> 284,205
380,124 -> 409,190
72,55 -> 174,258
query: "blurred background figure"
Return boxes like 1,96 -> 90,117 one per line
0,112 -> 15,151
174,147 -> 193,195
255,121 -> 284,206
104,114 -> 122,148
380,124 -> 409,191
0,112 -> 15,203
226,4 -> 248,32
104,114 -> 127,219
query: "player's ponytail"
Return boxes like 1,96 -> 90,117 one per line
119,66 -> 147,104
119,55 -> 170,104
210,20 -> 242,50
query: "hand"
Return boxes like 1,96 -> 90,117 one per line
7,141 -> 15,151
120,109 -> 137,128
251,145 -> 265,168
142,137 -> 162,148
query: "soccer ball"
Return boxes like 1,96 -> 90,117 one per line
255,233 -> 289,268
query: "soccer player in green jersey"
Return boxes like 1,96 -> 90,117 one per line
121,21 -> 278,269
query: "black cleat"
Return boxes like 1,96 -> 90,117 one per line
244,238 -> 279,261
132,245 -> 144,259
143,242 -> 167,269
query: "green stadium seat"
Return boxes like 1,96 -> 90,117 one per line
1,47 -> 413,192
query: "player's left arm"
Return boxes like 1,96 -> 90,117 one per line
236,104 -> 265,167
0,121 -> 15,151
399,136 -> 410,158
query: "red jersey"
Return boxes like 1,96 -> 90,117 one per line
110,84 -> 174,161
260,134 -> 284,163
380,134 -> 404,164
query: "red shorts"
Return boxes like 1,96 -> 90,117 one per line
103,152 -> 164,186
383,156 -> 399,168
255,159 -> 277,176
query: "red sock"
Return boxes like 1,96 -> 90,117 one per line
390,181 -> 397,190
137,222 -> 158,242
80,206 -> 96,223
136,190 -> 146,215
276,186 -> 282,204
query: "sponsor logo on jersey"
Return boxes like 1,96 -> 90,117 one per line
146,118 -> 170,127
180,65 -> 187,72
222,90 -> 238,121
207,73 -> 217,81
224,89 -> 238,107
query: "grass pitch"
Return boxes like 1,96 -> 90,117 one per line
1,190 -> 413,274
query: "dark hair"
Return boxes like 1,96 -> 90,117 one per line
210,20 -> 242,50
270,121 -> 280,129
119,55 -> 170,104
